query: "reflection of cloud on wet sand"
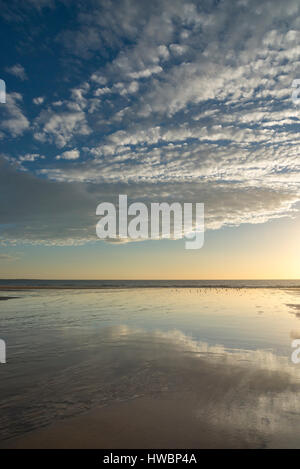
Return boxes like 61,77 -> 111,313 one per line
102,326 -> 300,448
89,327 -> 300,445
2,325 -> 300,447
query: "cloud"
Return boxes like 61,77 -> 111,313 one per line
5,64 -> 27,80
0,93 -> 29,137
0,155 -> 97,245
19,153 -> 45,162
33,96 -> 45,105
34,109 -> 90,148
56,149 -> 80,160
1,0 -> 300,246
0,0 -> 55,21
128,65 -> 163,80
0,154 -> 298,246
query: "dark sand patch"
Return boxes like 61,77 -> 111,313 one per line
0,296 -> 20,300
286,304 -> 300,310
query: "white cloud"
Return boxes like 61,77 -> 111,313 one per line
19,153 -> 45,162
56,149 -> 80,160
2,0 -> 300,245
94,87 -> 111,96
33,96 -> 45,105
0,93 -> 29,137
34,109 -> 90,148
128,65 -> 163,79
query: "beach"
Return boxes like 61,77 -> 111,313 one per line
1,284 -> 300,449
1,394 -> 261,449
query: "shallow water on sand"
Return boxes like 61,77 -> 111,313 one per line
1,287 -> 300,447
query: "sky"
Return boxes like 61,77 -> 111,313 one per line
0,0 -> 300,279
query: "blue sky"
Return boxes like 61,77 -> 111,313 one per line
1,0 -> 300,278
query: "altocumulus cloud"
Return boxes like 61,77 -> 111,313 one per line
1,0 -> 300,245
0,155 -> 298,245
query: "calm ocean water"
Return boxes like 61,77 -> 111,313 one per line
1,282 -> 300,447
1,279 -> 300,288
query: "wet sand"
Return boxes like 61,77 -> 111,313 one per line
2,287 -> 300,449
0,395 -> 259,449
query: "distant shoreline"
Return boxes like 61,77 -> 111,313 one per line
0,285 -> 300,291
0,279 -> 300,291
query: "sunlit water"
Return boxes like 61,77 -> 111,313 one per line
1,286 -> 300,447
